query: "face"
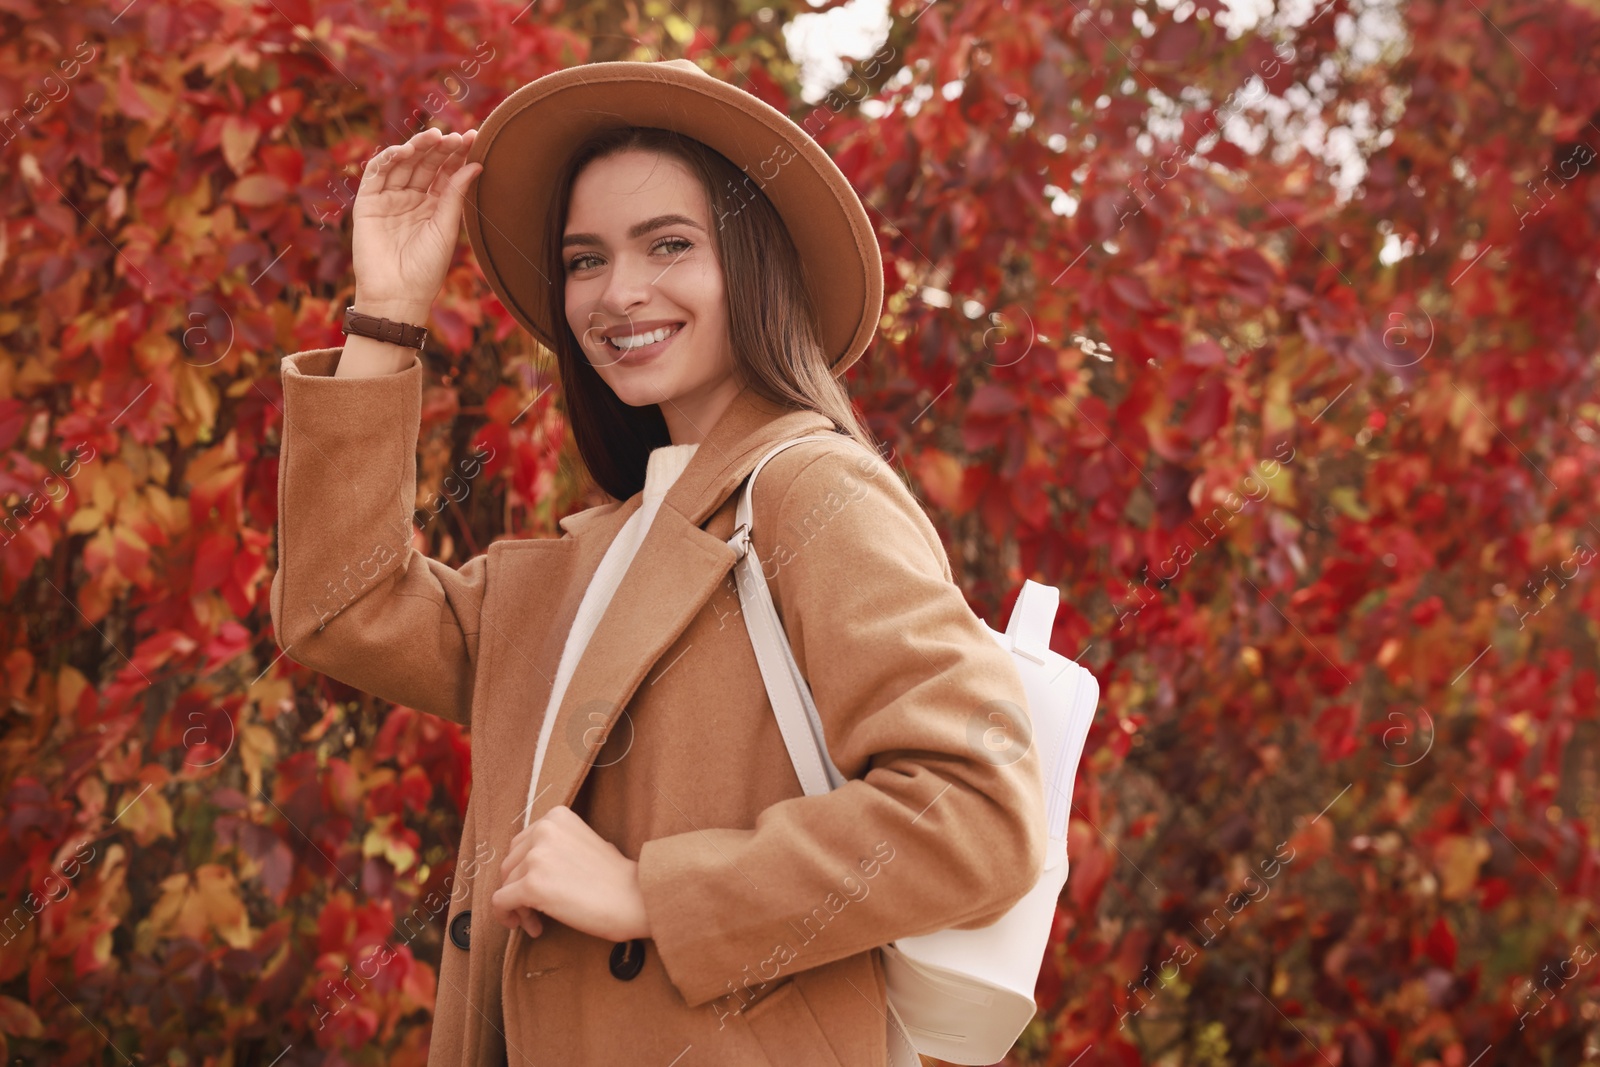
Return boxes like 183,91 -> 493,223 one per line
562,148 -> 741,446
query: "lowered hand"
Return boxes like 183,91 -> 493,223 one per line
491,805 -> 651,944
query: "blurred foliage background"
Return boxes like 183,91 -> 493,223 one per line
2,0 -> 1598,1063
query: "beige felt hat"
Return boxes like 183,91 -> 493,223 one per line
462,58 -> 883,377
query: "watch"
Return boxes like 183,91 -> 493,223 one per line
342,306 -> 430,350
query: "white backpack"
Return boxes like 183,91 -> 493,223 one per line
725,434 -> 1102,1065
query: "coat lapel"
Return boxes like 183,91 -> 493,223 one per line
525,387 -> 837,824
478,494 -> 638,853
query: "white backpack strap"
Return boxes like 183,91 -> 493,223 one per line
1004,581 -> 1059,664
725,434 -> 850,797
885,995 -> 922,1067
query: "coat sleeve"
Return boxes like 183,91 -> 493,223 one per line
267,347 -> 489,725
636,439 -> 1048,1009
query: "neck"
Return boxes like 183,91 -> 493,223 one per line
659,373 -> 744,446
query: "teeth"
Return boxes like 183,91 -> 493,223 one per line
608,323 -> 681,351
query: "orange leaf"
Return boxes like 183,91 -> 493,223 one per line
194,865 -> 254,949
142,865 -> 253,950
1434,835 -> 1491,901
118,787 -> 174,846
0,996 -> 44,1039
1285,814 -> 1334,866
229,174 -> 288,207
913,448 -> 966,514
220,116 -> 260,176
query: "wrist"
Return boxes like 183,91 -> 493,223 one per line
352,297 -> 432,324
629,859 -> 652,940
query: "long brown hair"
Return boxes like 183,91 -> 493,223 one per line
540,125 -> 879,502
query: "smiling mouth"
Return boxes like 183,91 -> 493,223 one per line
606,323 -> 684,352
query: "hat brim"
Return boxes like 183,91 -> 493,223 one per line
462,60 -> 883,377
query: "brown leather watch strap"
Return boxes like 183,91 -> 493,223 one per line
342,306 -> 430,350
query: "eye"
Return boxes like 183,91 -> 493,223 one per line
565,236 -> 692,274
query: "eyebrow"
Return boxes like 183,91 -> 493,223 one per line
562,213 -> 706,249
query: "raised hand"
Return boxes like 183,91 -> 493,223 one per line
351,126 -> 481,321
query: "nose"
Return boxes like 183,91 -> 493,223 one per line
596,250 -> 654,327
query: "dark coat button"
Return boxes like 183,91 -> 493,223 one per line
609,939 -> 646,980
449,910 -> 472,951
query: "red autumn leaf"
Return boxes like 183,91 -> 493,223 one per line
1134,320 -> 1183,364
1181,377 -> 1230,441
1424,915 -> 1458,969
116,57 -> 161,122
1205,139 -> 1247,169
191,530 -> 237,595
1107,274 -> 1156,311
0,400 -> 27,451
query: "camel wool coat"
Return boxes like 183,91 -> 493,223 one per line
268,346 -> 1048,1067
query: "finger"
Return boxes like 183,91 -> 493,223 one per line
360,143 -> 405,193
366,140 -> 416,193
425,133 -> 468,187
499,844 -> 523,881
437,160 -> 482,232
518,909 -> 543,939
414,131 -> 465,198
385,127 -> 444,190
491,883 -> 532,925
501,829 -> 537,876
395,128 -> 452,190
422,135 -> 470,202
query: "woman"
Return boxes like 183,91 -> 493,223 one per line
269,58 -> 1046,1067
